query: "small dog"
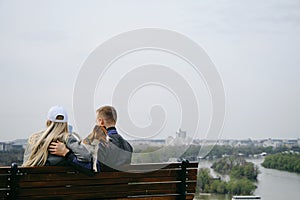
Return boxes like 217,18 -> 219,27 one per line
83,125 -> 108,172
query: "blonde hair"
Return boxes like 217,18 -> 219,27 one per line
23,121 -> 69,167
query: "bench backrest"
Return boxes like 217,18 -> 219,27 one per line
0,160 -> 198,200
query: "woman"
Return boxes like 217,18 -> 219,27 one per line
22,105 -> 91,167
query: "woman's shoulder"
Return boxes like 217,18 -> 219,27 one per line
67,132 -> 82,142
30,130 -> 44,136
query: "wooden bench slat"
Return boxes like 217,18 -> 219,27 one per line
17,168 -> 197,181
18,182 -> 181,197
0,176 -> 9,187
18,193 -> 196,200
17,193 -> 195,200
18,168 -> 197,189
18,183 -> 197,199
19,177 -> 176,188
126,194 -> 196,200
18,169 -> 181,181
18,181 -> 197,194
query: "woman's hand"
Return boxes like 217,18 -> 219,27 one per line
48,141 -> 70,157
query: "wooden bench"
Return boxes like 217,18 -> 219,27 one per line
0,160 -> 198,200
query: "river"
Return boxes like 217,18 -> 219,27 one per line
195,158 -> 300,200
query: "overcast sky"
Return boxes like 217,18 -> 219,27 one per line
0,0 -> 299,141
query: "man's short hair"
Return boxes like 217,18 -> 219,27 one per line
96,106 -> 117,123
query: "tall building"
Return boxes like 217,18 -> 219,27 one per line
166,128 -> 191,146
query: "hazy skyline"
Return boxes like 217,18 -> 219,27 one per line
0,0 -> 299,141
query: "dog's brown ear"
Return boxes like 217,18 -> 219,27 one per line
83,127 -> 97,145
82,137 -> 89,144
93,126 -> 107,142
100,126 -> 108,135
83,133 -> 93,144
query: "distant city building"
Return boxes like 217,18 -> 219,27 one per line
232,139 -> 253,147
0,142 -> 5,151
176,128 -> 186,139
283,139 -> 298,148
0,140 -> 27,152
166,128 -> 192,146
0,142 -> 13,152
1,136 -> 300,152
0,143 -> 23,152
263,138 -> 282,148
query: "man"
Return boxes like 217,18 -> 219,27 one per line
95,105 -> 133,170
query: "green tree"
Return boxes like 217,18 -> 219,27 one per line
227,179 -> 255,195
262,153 -> 300,173
197,168 -> 211,192
212,156 -> 259,181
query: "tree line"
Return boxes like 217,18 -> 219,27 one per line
0,149 -> 24,166
262,152 -> 300,173
132,144 -> 300,163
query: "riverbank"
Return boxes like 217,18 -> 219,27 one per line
195,158 -> 300,200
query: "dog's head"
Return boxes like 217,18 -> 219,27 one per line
83,125 -> 108,145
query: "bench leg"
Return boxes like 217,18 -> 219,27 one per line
8,163 -> 18,200
180,160 -> 189,200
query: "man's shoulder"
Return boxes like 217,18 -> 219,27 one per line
109,134 -> 133,152
109,133 -> 125,143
